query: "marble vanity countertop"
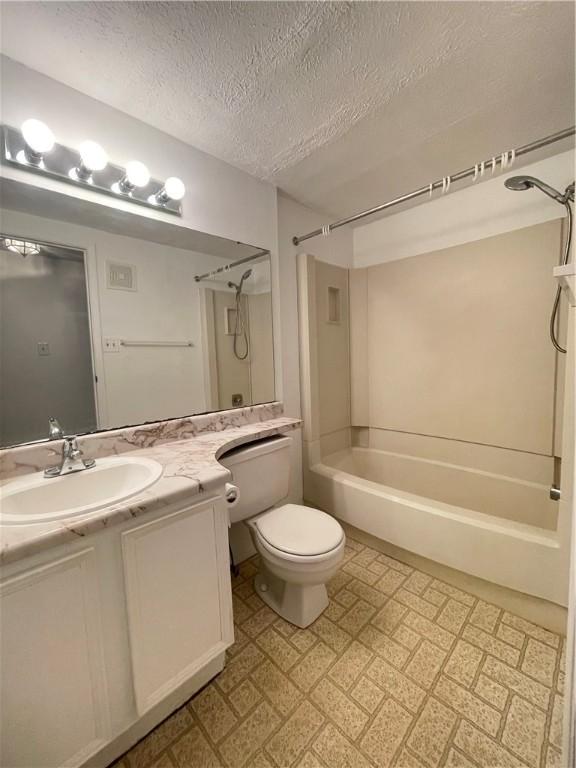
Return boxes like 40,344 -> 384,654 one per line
0,416 -> 301,566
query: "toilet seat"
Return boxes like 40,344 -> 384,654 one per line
252,504 -> 344,559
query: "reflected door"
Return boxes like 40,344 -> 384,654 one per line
0,238 -> 97,445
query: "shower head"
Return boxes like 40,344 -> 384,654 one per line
227,268 -> 253,293
504,175 -> 567,204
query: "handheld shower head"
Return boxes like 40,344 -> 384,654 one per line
504,175 -> 566,203
505,173 -> 574,355
227,268 -> 252,294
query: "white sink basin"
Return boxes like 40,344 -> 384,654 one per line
0,456 -> 163,525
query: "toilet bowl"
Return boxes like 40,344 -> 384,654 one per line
220,437 -> 345,628
248,503 -> 345,627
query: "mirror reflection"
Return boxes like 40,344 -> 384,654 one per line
0,205 -> 274,447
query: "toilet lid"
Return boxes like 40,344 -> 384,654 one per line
254,504 -> 344,556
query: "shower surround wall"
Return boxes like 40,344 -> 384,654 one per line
300,220 -> 566,497
315,260 -> 351,456
350,219 -> 564,526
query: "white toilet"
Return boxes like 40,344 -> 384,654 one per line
220,436 -> 345,628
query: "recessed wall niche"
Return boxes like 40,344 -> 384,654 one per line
327,285 -> 341,324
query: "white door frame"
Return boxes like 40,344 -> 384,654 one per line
558,265 -> 576,764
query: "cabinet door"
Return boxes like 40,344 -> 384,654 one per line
122,499 -> 230,714
0,548 -> 110,768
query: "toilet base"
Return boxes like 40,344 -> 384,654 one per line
254,566 -> 329,628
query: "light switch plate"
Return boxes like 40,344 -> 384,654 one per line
37,342 -> 50,356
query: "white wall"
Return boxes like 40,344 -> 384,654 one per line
280,194 -> 354,269
95,234 -> 219,427
353,150 -> 575,267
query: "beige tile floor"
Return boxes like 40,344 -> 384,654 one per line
115,534 -> 566,768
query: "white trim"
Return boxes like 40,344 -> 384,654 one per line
297,252 -> 321,443
562,307 -> 576,763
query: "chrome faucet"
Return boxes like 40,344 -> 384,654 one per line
44,419 -> 96,478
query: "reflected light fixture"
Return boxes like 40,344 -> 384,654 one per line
113,160 -> 150,194
3,238 -> 41,257
17,118 -> 55,166
151,176 -> 186,206
70,140 -> 108,182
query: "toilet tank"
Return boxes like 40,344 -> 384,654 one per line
219,436 -> 292,524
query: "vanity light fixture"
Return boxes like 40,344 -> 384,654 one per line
17,119 -> 55,166
2,123 -> 183,215
150,176 -> 186,206
3,238 -> 41,257
70,140 -> 108,182
113,160 -> 151,195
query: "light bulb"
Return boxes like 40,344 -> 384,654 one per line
125,161 -> 150,188
112,160 -> 150,195
70,140 -> 109,182
22,119 -> 54,153
152,176 -> 186,205
79,140 -> 108,172
19,119 -> 55,165
164,177 -> 185,200
114,160 -> 150,194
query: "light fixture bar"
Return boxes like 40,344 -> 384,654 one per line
1,124 -> 183,217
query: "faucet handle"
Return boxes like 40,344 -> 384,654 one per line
66,435 -> 96,470
48,417 -> 64,440
63,435 -> 80,457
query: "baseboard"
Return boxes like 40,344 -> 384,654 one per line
84,653 -> 225,768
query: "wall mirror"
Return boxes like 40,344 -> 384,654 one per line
0,180 -> 275,447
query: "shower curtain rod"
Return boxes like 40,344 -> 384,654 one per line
194,248 -> 269,282
292,126 -> 576,246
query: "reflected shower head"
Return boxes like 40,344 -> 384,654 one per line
227,268 -> 253,293
504,175 -> 566,203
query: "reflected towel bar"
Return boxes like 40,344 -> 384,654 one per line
120,340 -> 194,348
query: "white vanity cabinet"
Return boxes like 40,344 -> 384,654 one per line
0,547 -> 110,768
0,491 -> 233,768
121,497 -> 233,715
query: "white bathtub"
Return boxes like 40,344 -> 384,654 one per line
305,447 -> 566,604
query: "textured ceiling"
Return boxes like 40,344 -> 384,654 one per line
0,1 -> 574,218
